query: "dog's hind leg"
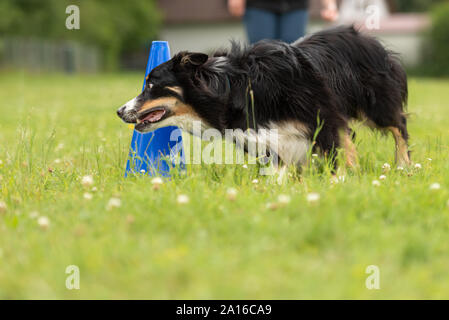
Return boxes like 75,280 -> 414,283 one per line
388,124 -> 410,166
362,100 -> 410,166
340,129 -> 358,168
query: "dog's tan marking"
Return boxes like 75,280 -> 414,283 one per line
138,96 -> 210,134
340,130 -> 358,168
140,97 -> 178,113
388,127 -> 410,166
140,97 -> 194,117
165,86 -> 183,96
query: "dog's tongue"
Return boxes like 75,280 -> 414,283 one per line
143,109 -> 165,123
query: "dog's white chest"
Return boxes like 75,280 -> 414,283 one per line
269,121 -> 311,165
258,121 -> 311,166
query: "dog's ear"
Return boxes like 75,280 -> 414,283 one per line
180,52 -> 209,68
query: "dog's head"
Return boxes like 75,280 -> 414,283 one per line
117,51 -> 231,133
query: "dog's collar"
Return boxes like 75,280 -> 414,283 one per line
225,74 -> 257,132
224,74 -> 231,96
245,77 -> 257,132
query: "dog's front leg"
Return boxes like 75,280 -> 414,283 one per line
274,164 -> 289,185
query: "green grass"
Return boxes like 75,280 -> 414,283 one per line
0,71 -> 448,299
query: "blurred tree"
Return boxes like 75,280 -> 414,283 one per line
422,2 -> 449,76
0,0 -> 161,70
395,0 -> 444,12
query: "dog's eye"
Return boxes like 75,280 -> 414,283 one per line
148,83 -> 153,90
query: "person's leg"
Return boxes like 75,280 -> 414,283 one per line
279,10 -> 309,43
244,8 -> 278,44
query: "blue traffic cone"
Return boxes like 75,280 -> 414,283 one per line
125,41 -> 185,177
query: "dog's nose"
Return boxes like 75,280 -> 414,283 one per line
117,106 -> 125,118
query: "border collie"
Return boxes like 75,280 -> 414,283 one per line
117,26 -> 410,172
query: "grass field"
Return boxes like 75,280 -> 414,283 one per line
0,71 -> 448,299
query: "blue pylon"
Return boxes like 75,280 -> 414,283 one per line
125,41 -> 185,177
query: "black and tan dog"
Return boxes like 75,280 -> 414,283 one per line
117,26 -> 410,171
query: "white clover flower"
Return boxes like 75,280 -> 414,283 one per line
226,188 -> 238,201
91,187 -> 98,192
277,194 -> 291,205
242,164 -> 248,169
252,179 -> 259,184
382,163 -> 391,171
106,197 -> 121,210
54,158 -> 62,164
379,175 -> 387,181
140,169 -> 146,173
151,177 -> 163,185
312,153 -> 319,158
306,192 -> 320,203
83,192 -> 93,200
430,183 -> 441,191
151,177 -> 164,190
81,175 -> 94,187
37,216 -> 50,230
414,163 -> 422,169
427,158 -> 432,162
55,143 -> 64,151
397,166 -> 404,171
0,201 -> 7,213
177,194 -> 189,204
372,180 -> 381,187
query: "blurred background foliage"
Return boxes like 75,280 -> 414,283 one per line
1,0 -> 449,76
395,0 -> 444,12
422,2 -> 449,77
0,0 -> 161,70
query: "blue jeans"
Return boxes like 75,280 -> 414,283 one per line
244,8 -> 309,44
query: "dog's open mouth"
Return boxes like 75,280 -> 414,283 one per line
135,106 -> 169,131
137,106 -> 167,123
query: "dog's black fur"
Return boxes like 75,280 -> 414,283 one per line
118,26 -> 410,168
